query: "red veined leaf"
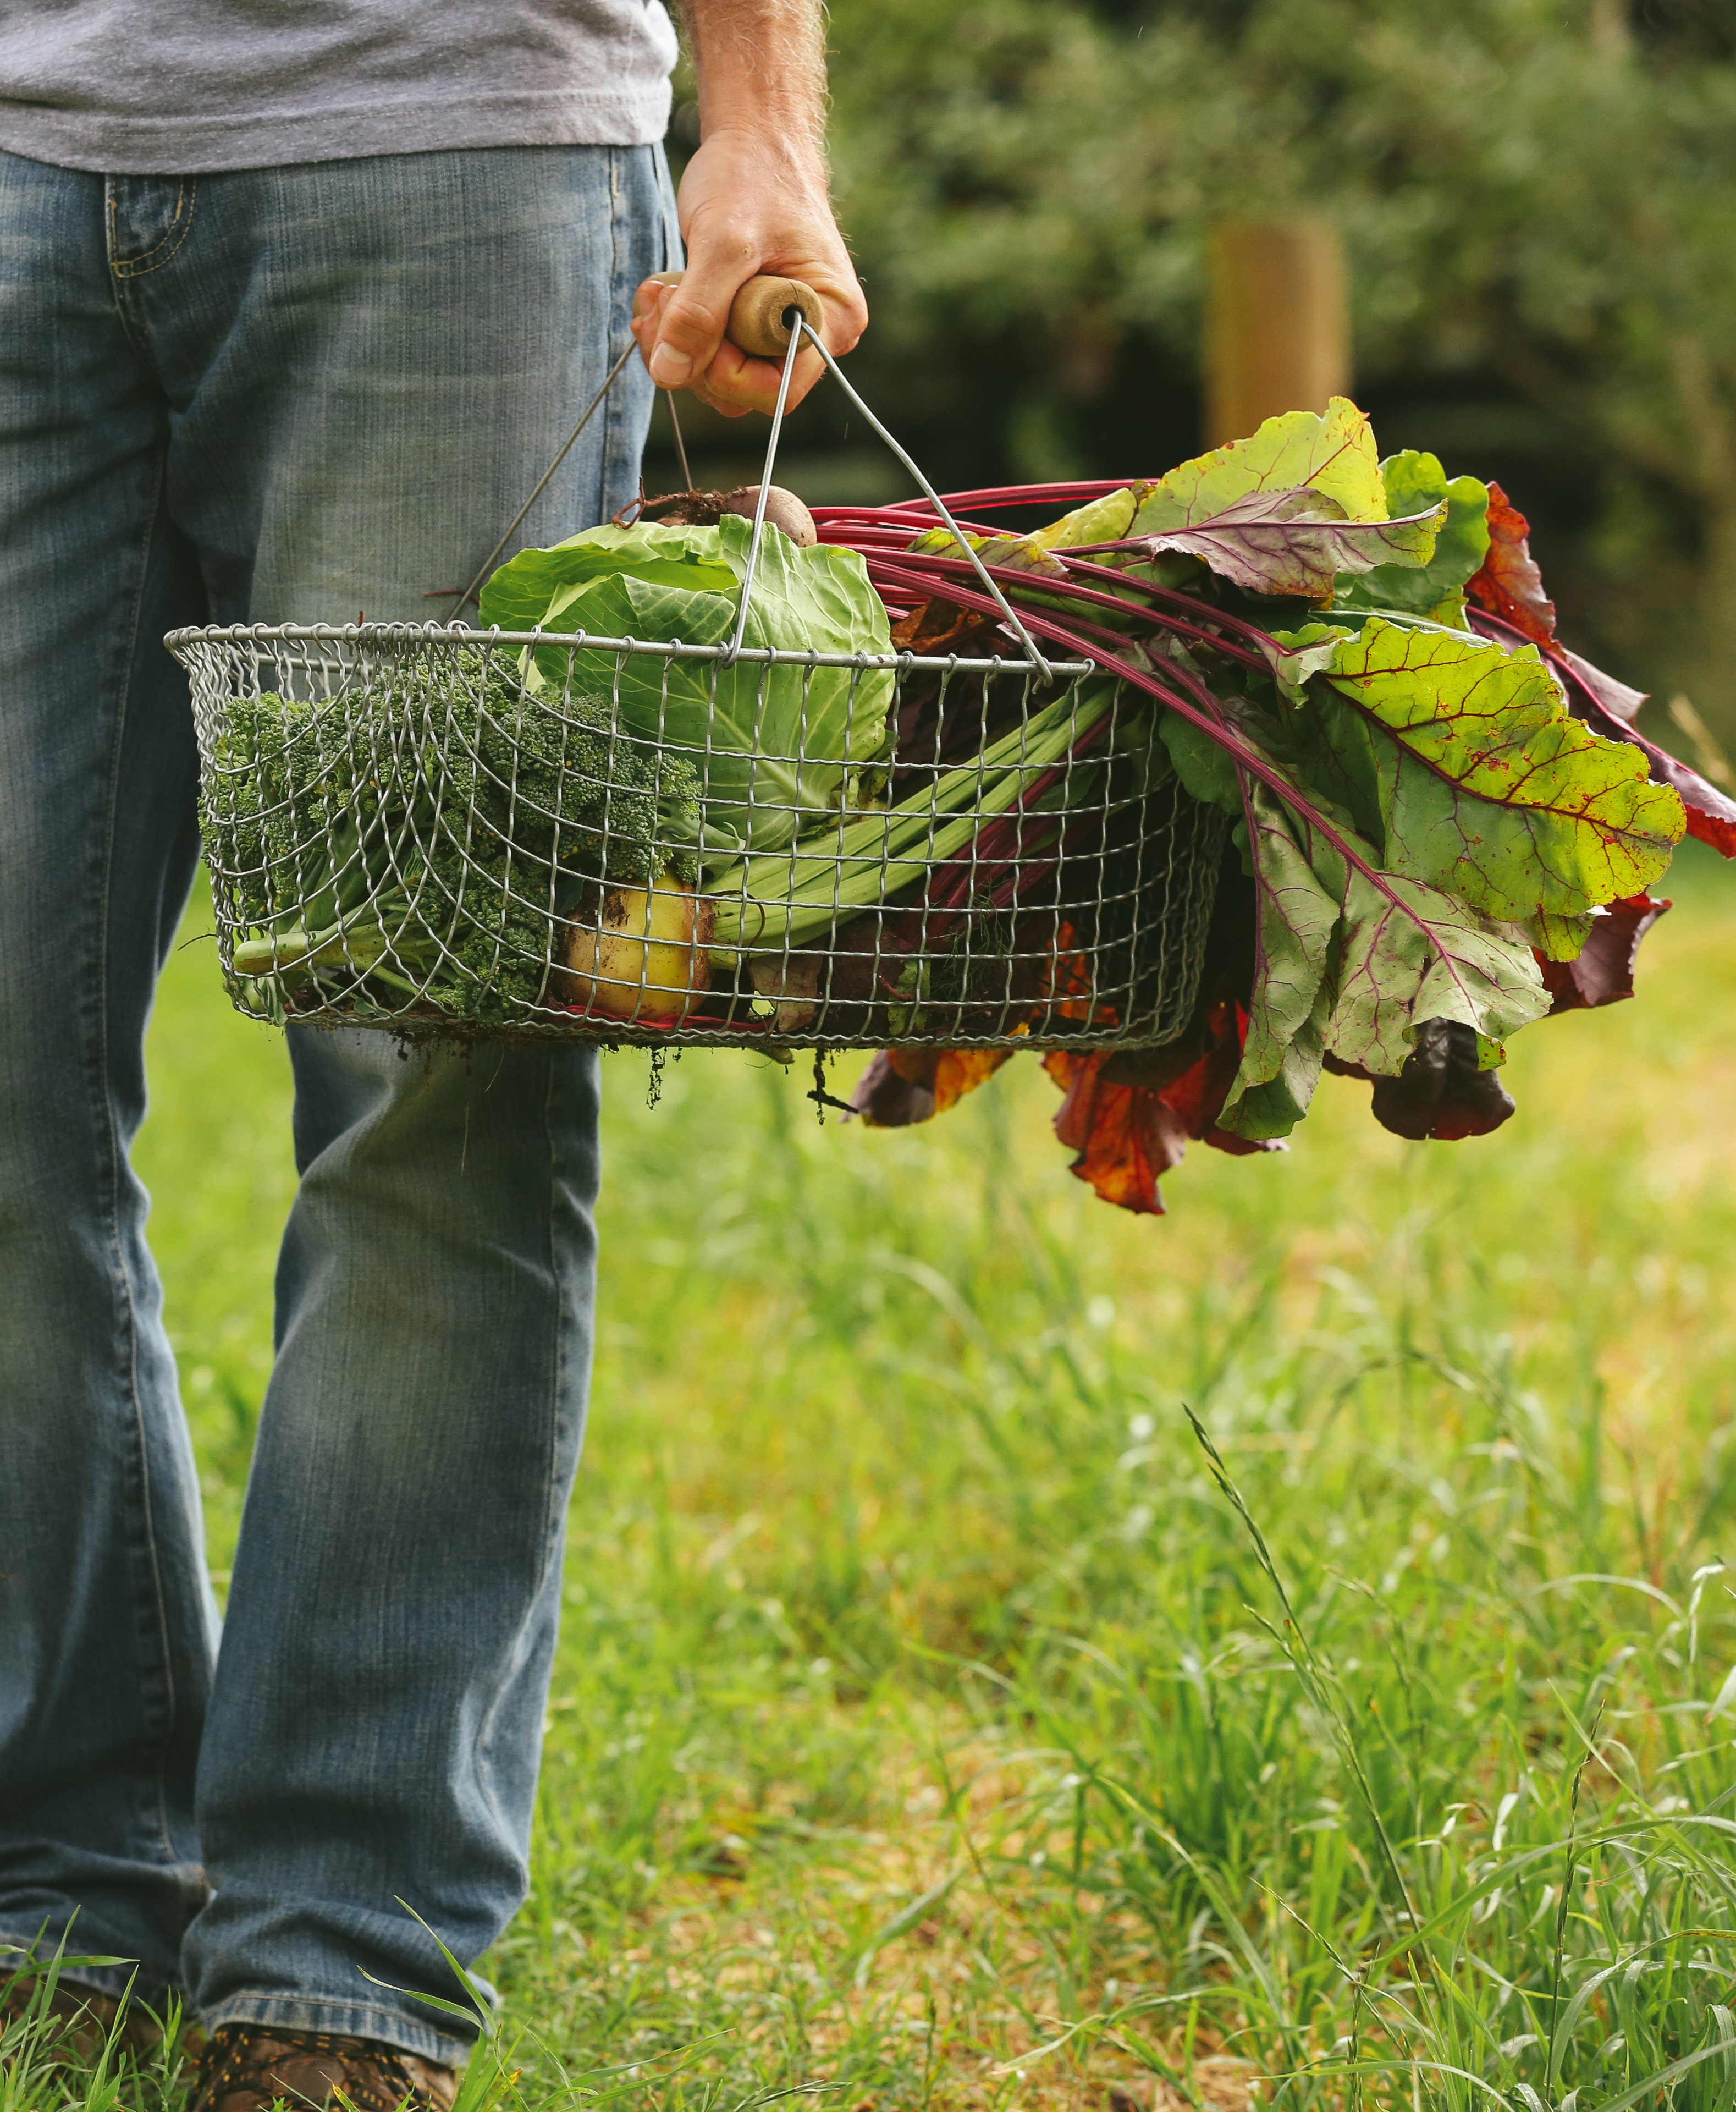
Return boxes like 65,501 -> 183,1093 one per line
1561,664 -> 1736,859
863,558 -> 1561,1111
1469,608 -> 1736,857
1129,485 -> 1445,601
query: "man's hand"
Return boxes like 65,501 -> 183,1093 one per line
633,0 -> 867,420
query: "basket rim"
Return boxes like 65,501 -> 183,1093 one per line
163,619 -> 1098,680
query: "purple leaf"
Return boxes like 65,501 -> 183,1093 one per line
1537,893 -> 1671,1013
1555,643 -> 1646,727
1126,485 -> 1447,600
1326,1019 -> 1518,1141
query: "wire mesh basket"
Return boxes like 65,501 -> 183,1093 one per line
170,621 -> 1227,1050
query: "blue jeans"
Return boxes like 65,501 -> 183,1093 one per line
0,144 -> 674,2062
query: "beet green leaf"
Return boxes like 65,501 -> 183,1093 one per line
1271,618 -> 1684,926
1333,452 -> 1491,623
1133,484 -> 1445,601
1219,778 -> 1552,1141
1131,397 -> 1388,535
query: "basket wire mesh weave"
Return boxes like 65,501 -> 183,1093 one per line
169,317 -> 1227,1052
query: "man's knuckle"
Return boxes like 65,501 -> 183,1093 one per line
665,295 -> 724,344
688,224 -> 760,270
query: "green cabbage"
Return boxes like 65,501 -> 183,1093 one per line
479,515 -> 894,858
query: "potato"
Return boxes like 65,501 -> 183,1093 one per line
558,878 -> 714,1020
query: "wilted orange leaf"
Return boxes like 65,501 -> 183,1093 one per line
1465,482 -> 1555,645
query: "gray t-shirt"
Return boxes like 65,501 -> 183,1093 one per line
0,1 -> 680,173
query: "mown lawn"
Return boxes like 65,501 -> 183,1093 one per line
14,846 -> 1736,2112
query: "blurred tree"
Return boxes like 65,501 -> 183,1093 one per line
822,0 -> 1736,727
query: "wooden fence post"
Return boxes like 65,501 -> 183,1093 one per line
1204,218 -> 1351,447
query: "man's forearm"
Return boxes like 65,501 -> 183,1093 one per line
681,0 -> 826,158
633,0 -> 866,412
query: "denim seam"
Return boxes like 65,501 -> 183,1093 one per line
95,459 -> 185,1873
540,1052 -> 570,1574
108,177 -> 199,279
469,1050 -> 567,1848
600,148 -> 627,528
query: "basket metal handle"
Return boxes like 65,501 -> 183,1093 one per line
455,274 -> 1056,684
724,317 -> 1057,688
449,273 -> 824,616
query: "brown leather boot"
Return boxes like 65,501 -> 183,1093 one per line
190,2023 -> 460,2112
0,1973 -> 175,2061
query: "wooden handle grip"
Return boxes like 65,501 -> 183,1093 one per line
647,270 -> 823,359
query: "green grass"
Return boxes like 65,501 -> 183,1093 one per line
12,846 -> 1736,2112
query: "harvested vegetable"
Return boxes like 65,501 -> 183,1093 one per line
632,484 -> 819,545
826,400 -> 1733,1215
195,396 -> 1732,1226
724,485 -> 819,547
559,879 -> 714,1021
478,513 -> 893,855
207,652 -> 703,1025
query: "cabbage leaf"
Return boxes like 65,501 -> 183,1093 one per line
481,516 -> 894,857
